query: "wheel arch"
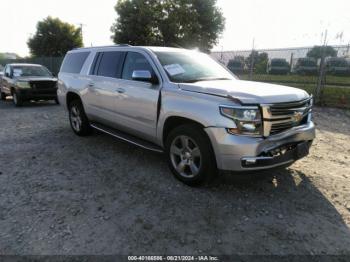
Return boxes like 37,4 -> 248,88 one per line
66,91 -> 82,109
162,116 -> 206,146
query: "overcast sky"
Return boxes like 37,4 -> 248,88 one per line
1,0 -> 349,56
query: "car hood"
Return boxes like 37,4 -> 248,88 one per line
179,79 -> 309,104
15,76 -> 57,82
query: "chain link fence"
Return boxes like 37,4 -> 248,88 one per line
1,47 -> 350,109
211,45 -> 350,109
0,57 -> 64,76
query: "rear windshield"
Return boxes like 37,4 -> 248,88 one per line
298,59 -> 316,67
60,52 -> 90,74
328,59 -> 348,67
271,60 -> 288,66
228,60 -> 242,67
12,66 -> 52,77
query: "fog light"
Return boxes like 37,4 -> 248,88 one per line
241,123 -> 257,132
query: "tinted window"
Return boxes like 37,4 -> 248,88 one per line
61,52 -> 90,73
122,52 -> 153,80
97,52 -> 123,78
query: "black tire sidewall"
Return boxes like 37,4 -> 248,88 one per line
12,91 -> 23,107
165,124 -> 216,186
68,100 -> 91,136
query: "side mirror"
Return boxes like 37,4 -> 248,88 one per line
132,70 -> 151,81
132,70 -> 158,84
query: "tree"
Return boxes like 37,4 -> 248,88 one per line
111,0 -> 225,52
307,45 -> 337,59
28,17 -> 83,57
245,51 -> 269,73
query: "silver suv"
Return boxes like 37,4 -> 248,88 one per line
58,45 -> 315,185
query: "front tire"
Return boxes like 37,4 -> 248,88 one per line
12,90 -> 23,107
1,92 -> 6,101
68,99 -> 92,136
165,124 -> 216,186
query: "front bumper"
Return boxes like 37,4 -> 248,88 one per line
17,88 -> 57,100
205,121 -> 315,171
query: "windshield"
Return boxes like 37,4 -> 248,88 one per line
155,51 -> 235,83
12,66 -> 52,77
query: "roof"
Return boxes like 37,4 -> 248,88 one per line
73,44 -> 131,50
70,45 -> 187,53
8,63 -> 43,67
142,46 -> 187,52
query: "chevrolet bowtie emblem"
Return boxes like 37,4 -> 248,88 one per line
292,111 -> 303,122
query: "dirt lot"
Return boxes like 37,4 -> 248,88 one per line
0,98 -> 349,256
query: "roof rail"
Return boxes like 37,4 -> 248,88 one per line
73,44 -> 132,50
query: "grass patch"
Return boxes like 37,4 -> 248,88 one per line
239,74 -> 350,86
238,74 -> 350,108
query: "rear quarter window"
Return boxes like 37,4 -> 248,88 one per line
60,52 -> 90,74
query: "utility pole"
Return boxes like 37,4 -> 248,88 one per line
77,23 -> 86,45
249,38 -> 255,80
290,52 -> 294,73
315,29 -> 328,104
220,45 -> 224,64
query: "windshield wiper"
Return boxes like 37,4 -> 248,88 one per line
181,77 -> 231,83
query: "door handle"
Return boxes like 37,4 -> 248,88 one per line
116,88 -> 125,94
88,82 -> 94,87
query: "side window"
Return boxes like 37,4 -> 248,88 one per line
60,52 -> 90,74
96,51 -> 123,78
5,66 -> 11,77
122,52 -> 154,80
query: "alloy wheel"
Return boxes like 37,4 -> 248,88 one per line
70,105 -> 82,132
170,135 -> 202,178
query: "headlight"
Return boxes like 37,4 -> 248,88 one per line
220,106 -> 262,136
16,81 -> 31,89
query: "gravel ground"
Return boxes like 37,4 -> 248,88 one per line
0,98 -> 349,256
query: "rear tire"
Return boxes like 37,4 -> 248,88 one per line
68,99 -> 92,136
165,124 -> 216,186
12,90 -> 23,107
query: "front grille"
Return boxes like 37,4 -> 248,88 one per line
262,97 -> 312,136
29,81 -> 57,90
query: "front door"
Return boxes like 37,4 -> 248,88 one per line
113,51 -> 161,142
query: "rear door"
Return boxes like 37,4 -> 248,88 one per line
86,51 -> 125,124
113,51 -> 161,142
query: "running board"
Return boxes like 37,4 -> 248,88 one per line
90,123 -> 163,153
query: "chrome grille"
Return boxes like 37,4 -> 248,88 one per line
261,97 -> 312,136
